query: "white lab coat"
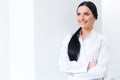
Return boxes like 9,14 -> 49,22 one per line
59,29 -> 110,80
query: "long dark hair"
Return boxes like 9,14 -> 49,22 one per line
68,1 -> 98,61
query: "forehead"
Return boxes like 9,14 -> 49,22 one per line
77,6 -> 92,13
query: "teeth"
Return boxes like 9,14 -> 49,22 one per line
80,21 -> 86,25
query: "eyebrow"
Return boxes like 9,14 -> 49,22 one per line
77,11 -> 90,15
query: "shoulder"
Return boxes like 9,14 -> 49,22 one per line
95,32 -> 110,47
94,31 -> 109,42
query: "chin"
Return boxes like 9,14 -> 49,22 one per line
80,26 -> 86,28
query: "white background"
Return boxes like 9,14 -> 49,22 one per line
102,0 -> 120,79
0,0 -> 9,80
9,0 -> 35,80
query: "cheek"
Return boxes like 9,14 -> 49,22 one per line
88,17 -> 95,23
77,16 -> 80,20
87,16 -> 93,20
77,17 -> 80,22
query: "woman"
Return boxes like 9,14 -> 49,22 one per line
59,1 -> 110,80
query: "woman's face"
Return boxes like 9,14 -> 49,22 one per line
77,6 -> 95,29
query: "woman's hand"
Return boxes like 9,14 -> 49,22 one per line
87,62 -> 97,70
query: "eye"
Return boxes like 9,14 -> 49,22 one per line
84,12 -> 89,15
77,13 -> 80,16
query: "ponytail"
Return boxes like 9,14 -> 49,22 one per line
68,27 -> 82,61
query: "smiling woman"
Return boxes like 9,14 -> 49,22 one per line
59,1 -> 110,80
34,0 -> 102,80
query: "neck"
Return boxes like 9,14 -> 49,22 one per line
81,27 -> 93,40
81,27 -> 93,36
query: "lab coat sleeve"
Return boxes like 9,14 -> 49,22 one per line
58,34 -> 88,73
88,36 -> 110,75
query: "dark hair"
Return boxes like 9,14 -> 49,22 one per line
68,1 -> 98,61
77,1 -> 98,19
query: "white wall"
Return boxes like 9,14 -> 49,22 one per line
9,0 -> 35,80
0,0 -> 9,80
34,0 -> 101,80
102,0 -> 120,79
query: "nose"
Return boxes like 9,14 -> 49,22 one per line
79,15 -> 84,21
